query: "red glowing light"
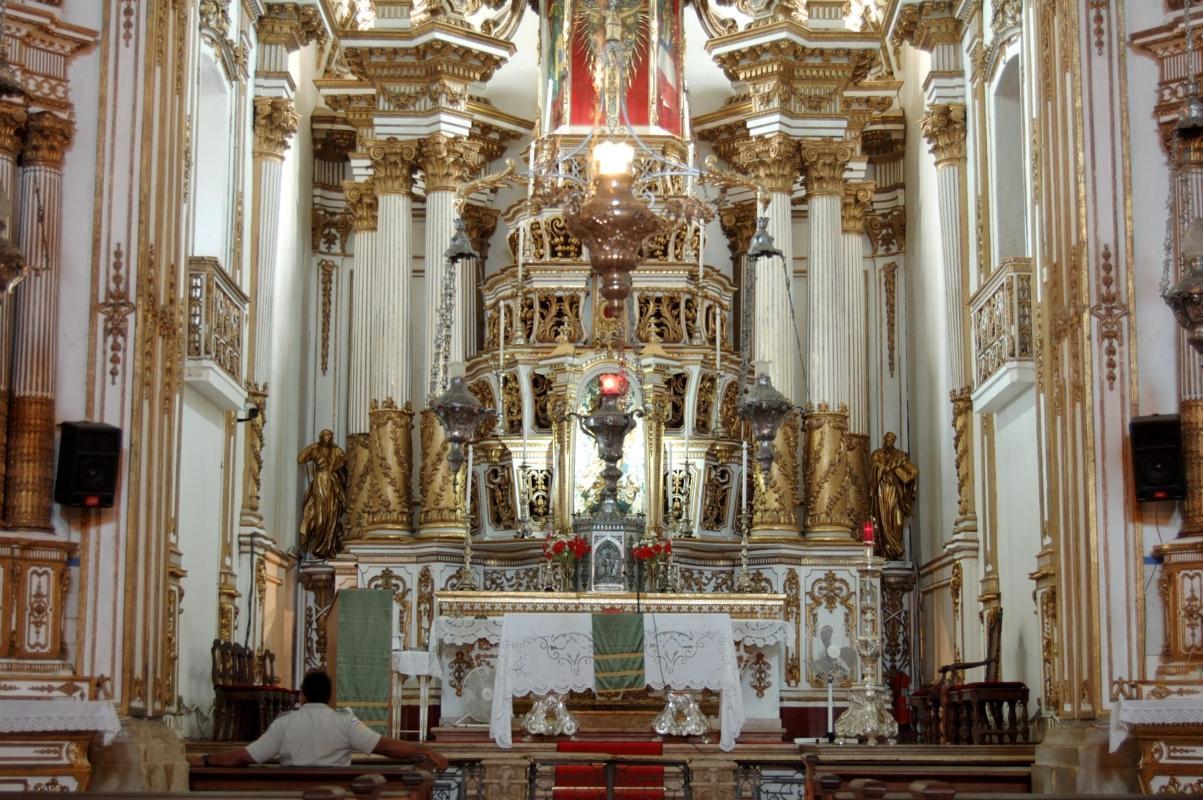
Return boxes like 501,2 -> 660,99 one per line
861,520 -> 875,544
598,373 -> 627,396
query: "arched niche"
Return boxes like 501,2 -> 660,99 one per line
190,46 -> 236,265
572,365 -> 646,517
988,53 -> 1029,266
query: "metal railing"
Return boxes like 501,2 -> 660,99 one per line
527,757 -> 691,800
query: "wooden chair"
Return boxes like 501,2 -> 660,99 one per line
211,639 -> 299,741
940,609 -> 1029,744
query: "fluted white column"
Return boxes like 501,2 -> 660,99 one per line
373,190 -> 413,405
756,190 -> 797,401
5,111 -> 70,529
800,139 -> 854,540
343,180 -> 378,435
0,103 -> 24,521
842,182 -> 873,434
921,104 -> 976,535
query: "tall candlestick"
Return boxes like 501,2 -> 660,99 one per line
826,675 -> 834,734
741,440 -> 748,512
686,141 -> 695,194
697,222 -> 705,287
544,78 -> 553,134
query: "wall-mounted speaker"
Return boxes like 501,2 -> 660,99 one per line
54,421 -> 121,508
1130,414 -> 1184,502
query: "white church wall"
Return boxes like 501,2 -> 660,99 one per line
54,0 -> 103,676
176,387 -> 226,736
898,45 -> 957,567
992,389 -> 1044,692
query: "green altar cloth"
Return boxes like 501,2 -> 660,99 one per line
592,613 -> 644,698
334,589 -> 392,733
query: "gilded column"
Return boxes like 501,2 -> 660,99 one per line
417,134 -> 482,537
239,97 -> 298,533
642,372 -> 670,537
5,112 -> 71,529
0,101 -> 24,520
549,391 -> 575,533
343,179 -> 378,539
365,139 -> 418,534
800,139 -> 855,540
921,103 -> 976,534
843,181 -> 874,528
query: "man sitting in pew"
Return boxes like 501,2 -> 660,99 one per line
189,670 -> 448,772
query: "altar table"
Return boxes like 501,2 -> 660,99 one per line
488,612 -> 745,750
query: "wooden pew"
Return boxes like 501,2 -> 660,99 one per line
188,764 -> 433,800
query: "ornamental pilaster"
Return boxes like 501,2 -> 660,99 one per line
920,104 -> 968,167
841,181 -> 874,235
21,111 -> 72,167
800,139 -> 854,197
343,179 -> 378,232
419,134 -> 484,193
0,101 -> 25,159
253,96 -> 299,160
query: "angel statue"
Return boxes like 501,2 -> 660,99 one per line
298,429 -> 347,560
574,0 -> 648,129
869,432 -> 918,561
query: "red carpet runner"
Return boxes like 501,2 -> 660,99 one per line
552,741 -> 665,800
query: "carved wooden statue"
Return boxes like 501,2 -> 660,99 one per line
298,429 -> 347,560
869,432 -> 918,561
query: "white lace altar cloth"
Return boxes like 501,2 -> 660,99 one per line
489,613 -> 745,751
426,616 -> 504,680
730,618 -> 793,651
1110,697 -> 1203,752
393,650 -> 440,677
0,700 -> 121,745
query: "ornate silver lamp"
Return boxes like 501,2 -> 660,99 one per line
739,371 -> 793,474
1166,0 -> 1203,353
1168,220 -> 1203,355
578,372 -> 638,517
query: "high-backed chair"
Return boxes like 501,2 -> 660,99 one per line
941,609 -> 1029,744
210,639 -> 298,741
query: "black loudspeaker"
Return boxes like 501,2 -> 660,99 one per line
1130,414 -> 1185,502
54,421 -> 121,508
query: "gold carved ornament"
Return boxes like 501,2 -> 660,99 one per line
805,570 -> 855,688
665,372 -> 688,430
420,133 -> 483,194
920,103 -> 968,166
367,568 -> 412,649
699,462 -> 733,531
417,567 -> 434,649
366,401 -> 414,531
368,138 -> 419,196
252,97 -> 299,160
695,374 -> 717,435
485,463 -> 519,529
799,139 -> 855,197
784,570 -> 802,686
500,374 -> 522,434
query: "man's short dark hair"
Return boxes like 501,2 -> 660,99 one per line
301,670 -> 333,704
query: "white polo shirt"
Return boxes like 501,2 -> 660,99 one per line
245,703 -> 383,766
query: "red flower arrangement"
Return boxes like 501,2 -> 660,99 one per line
543,534 -> 590,563
632,539 -> 672,562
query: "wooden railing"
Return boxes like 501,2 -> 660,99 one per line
813,777 -> 1149,800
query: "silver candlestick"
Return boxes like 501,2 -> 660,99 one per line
834,553 -> 897,744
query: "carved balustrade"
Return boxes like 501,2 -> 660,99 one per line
969,257 -> 1033,408
187,256 -> 250,386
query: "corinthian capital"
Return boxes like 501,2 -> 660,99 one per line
419,134 -> 484,193
23,112 -> 73,167
800,139 -> 854,197
0,101 -> 25,159
719,134 -> 797,195
461,203 -> 500,262
343,179 -> 378,232
367,138 -> 419,195
841,181 -> 875,234
253,97 -> 299,159
920,103 -> 967,166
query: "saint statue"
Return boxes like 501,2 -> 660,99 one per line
298,429 -> 347,560
869,432 -> 918,561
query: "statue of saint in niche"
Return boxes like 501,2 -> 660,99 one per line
869,432 -> 918,561
298,429 -> 347,560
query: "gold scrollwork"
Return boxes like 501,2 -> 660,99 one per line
719,381 -> 740,436
806,571 -> 855,688
521,467 -> 553,528
485,464 -> 518,530
534,292 -> 584,343
700,463 -> 733,531
636,292 -> 686,344
532,373 -> 554,431
666,372 -> 688,431
695,374 -> 717,435
500,374 -> 522,434
367,568 -> 412,650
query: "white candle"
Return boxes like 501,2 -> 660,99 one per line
741,440 -> 748,512
697,221 -> 705,287
826,675 -> 834,733
544,78 -> 554,134
686,141 -> 695,194
517,223 -> 525,288
465,444 -> 475,515
499,302 -> 506,365
522,407 -> 529,462
715,309 -> 721,370
666,442 -> 672,477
